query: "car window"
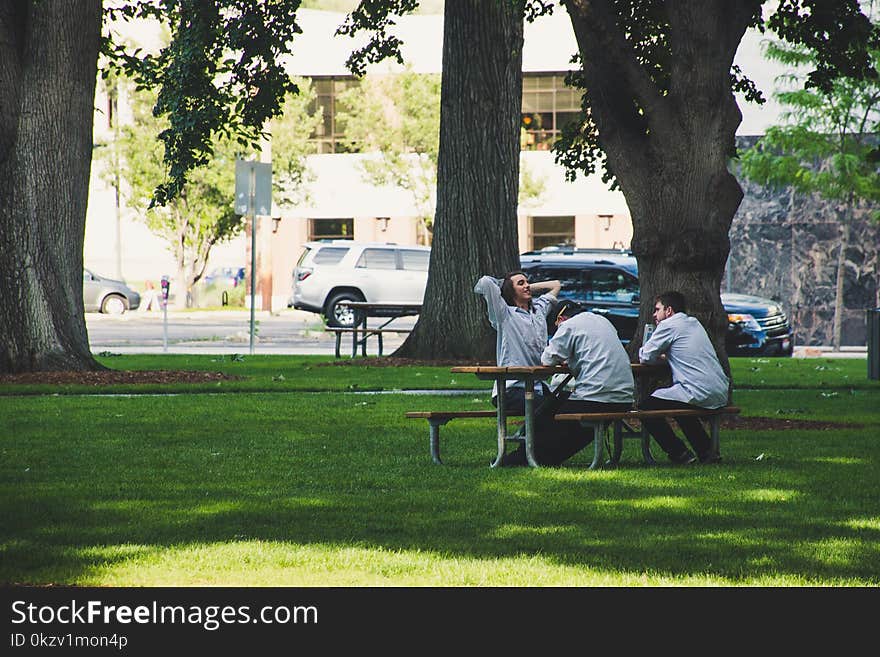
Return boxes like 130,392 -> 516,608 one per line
586,269 -> 639,303
356,248 -> 398,270
528,267 -> 589,297
312,247 -> 349,265
400,250 -> 429,272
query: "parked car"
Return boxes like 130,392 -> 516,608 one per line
83,269 -> 141,315
288,241 -> 430,327
519,247 -> 794,357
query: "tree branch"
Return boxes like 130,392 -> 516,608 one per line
567,0 -> 669,121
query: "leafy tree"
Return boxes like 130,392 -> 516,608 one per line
99,55 -> 316,309
738,29 -> 880,350
338,0 -> 877,364
0,1 -> 302,373
1,0 -> 876,372
341,0 -> 545,359
336,69 -> 546,242
554,0 -> 878,369
271,80 -> 323,208
336,70 -> 441,240
107,85 -> 242,307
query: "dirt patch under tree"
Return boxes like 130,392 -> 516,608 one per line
0,364 -> 856,432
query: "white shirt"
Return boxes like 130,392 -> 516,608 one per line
474,276 -> 555,397
638,312 -> 729,409
541,312 -> 634,404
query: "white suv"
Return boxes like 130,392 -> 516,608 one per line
289,241 -> 431,327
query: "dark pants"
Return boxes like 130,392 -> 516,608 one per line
640,396 -> 713,460
538,397 -> 633,466
491,382 -> 552,415
495,387 -> 631,466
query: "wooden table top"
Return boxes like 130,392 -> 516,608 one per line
450,363 -> 669,375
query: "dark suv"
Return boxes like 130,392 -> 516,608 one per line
520,248 -> 794,357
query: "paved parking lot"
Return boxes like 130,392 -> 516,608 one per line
87,308 -> 415,356
87,308 -> 865,358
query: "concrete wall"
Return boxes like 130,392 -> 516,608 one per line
729,158 -> 880,347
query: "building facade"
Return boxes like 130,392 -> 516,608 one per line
86,9 -> 799,320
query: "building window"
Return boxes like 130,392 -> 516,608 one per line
309,218 -> 353,241
307,72 -> 581,155
309,77 -> 361,154
530,216 -> 575,250
521,73 -> 581,151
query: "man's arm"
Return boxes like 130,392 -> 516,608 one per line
638,322 -> 673,364
474,275 -> 506,329
541,324 -> 570,366
530,279 -> 561,297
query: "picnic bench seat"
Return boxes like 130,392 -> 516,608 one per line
405,406 -> 740,469
554,406 -> 741,469
404,410 -> 524,465
326,326 -> 413,358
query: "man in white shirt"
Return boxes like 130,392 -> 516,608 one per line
474,271 -> 560,466
638,291 -> 729,464
474,271 -> 560,413
535,300 -> 635,465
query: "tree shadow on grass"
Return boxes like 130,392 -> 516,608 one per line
1,393 -> 878,585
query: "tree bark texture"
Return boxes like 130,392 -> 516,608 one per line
394,0 -> 524,360
563,0 -> 760,376
0,1 -> 103,372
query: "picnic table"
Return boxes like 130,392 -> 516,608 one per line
330,301 -> 421,358
431,363 -> 675,468
449,365 -> 572,467
411,362 -> 739,468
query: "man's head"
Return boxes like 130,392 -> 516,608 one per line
501,271 -> 532,308
548,299 -> 584,335
653,290 -> 686,325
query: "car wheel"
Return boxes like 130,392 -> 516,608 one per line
325,292 -> 363,328
101,294 -> 127,315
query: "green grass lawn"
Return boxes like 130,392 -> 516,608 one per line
1,356 -> 878,585
1,353 -> 877,395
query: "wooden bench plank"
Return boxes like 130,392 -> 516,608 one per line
405,410 -> 524,464
405,410 -> 522,420
406,405 -> 740,468
554,406 -> 741,422
555,406 -> 741,467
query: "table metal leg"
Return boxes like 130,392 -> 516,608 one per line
335,332 -> 342,359
610,420 -> 623,465
583,421 -> 605,470
523,376 -> 539,467
709,416 -> 720,455
491,381 -> 507,468
428,419 -> 449,465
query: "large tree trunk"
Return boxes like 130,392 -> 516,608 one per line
0,1 -> 103,373
564,0 -> 757,377
394,0 -> 524,360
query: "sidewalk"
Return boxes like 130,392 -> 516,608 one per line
87,308 -> 869,358
95,342 -> 867,358
792,346 -> 868,359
